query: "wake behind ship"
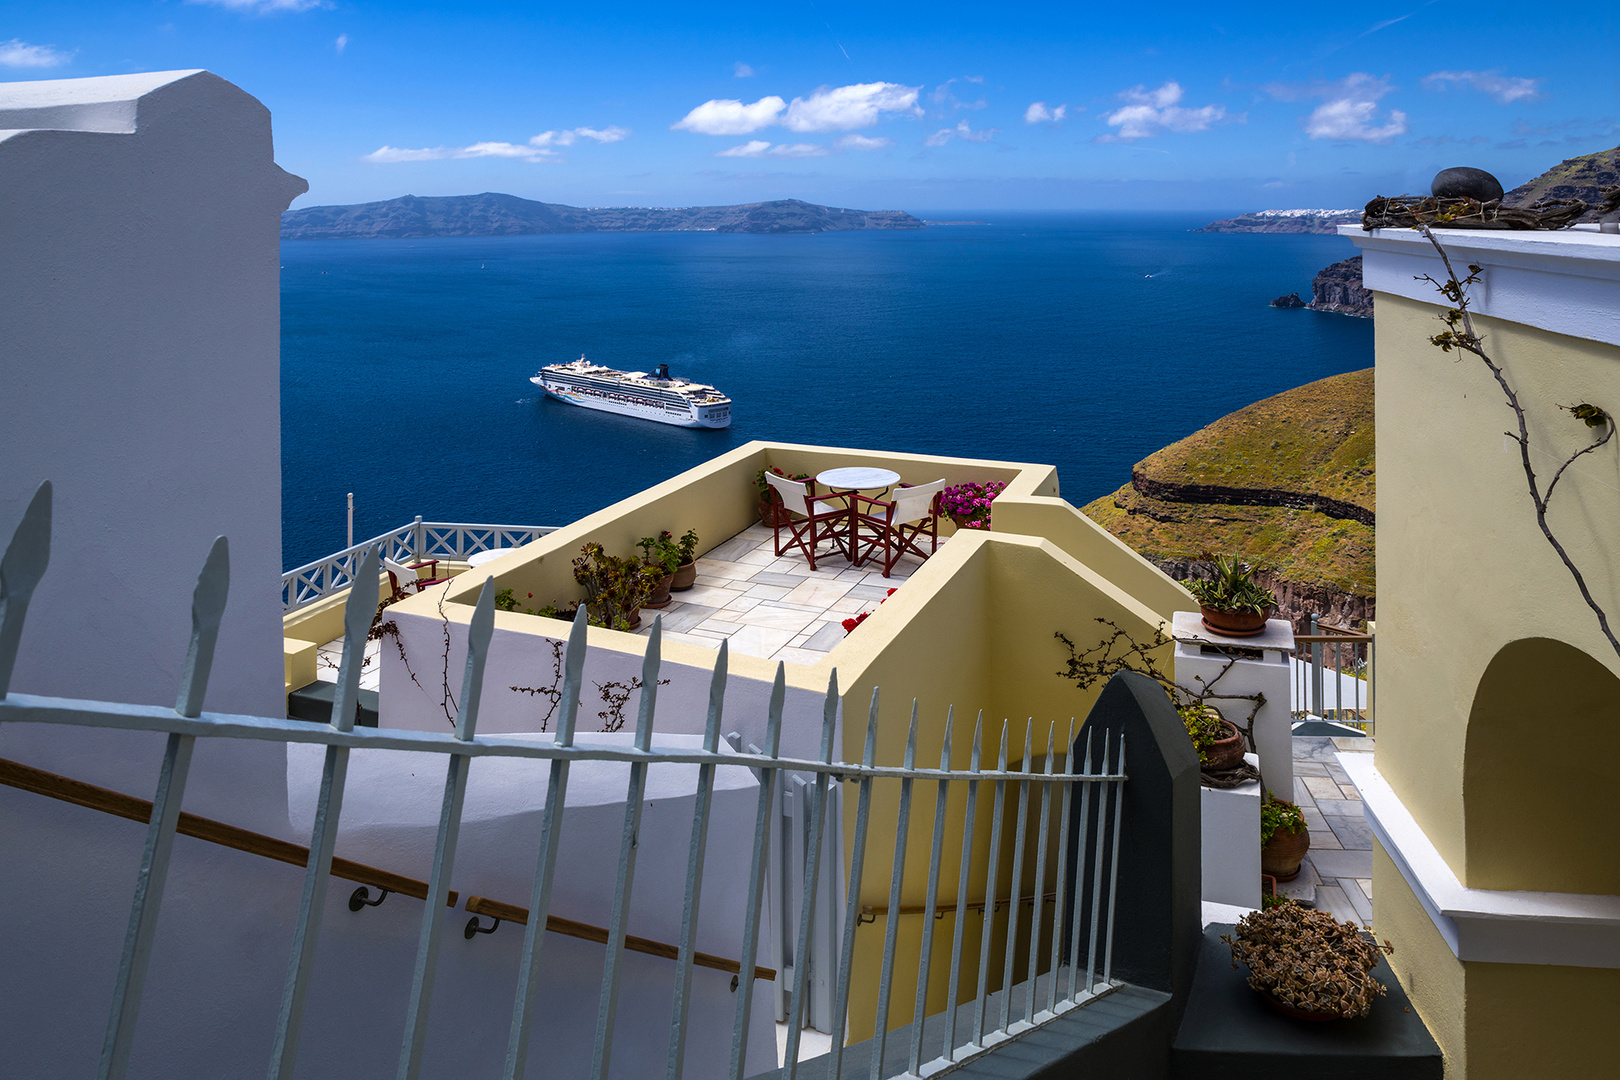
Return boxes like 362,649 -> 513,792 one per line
532,357 -> 732,429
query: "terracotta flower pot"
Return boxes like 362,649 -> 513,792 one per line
1200,605 -> 1272,637
1203,720 -> 1248,771
671,560 -> 697,592
756,496 -> 777,525
1261,825 -> 1311,881
644,572 -> 675,609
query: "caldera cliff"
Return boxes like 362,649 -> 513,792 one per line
1082,368 -> 1375,632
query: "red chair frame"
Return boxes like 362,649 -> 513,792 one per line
766,475 -> 852,571
851,481 -> 945,578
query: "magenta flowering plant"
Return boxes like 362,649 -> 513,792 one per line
938,481 -> 1006,530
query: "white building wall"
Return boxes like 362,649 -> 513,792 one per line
0,70 -> 304,724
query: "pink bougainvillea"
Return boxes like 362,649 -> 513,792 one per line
939,480 -> 1006,530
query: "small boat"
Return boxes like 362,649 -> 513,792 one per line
531,356 -> 732,429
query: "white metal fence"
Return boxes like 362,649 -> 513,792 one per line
281,518 -> 557,612
1292,615 -> 1374,731
3,482 -> 1128,1080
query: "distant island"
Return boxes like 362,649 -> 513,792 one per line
1198,208 -> 1362,234
280,192 -> 925,239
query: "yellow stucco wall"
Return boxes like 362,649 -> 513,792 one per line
1372,275 -> 1620,1078
833,533 -> 1168,1042
1378,843 -> 1620,1080
1373,293 -> 1620,879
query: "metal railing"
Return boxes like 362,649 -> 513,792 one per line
1293,615 -> 1374,732
281,518 -> 557,612
2,481 -> 1127,1080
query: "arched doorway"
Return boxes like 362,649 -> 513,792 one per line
1464,637 -> 1620,893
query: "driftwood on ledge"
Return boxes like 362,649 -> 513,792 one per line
1362,186 -> 1620,231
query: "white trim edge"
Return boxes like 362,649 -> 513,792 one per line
1338,752 -> 1620,968
1339,224 -> 1620,348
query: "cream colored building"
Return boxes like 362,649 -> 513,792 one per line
1340,222 -> 1620,1077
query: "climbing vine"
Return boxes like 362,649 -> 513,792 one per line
1416,225 -> 1619,662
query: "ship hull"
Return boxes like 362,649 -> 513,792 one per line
533,378 -> 731,429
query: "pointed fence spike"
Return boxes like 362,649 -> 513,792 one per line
0,480 -> 53,698
702,638 -> 726,753
453,577 -> 497,741
174,536 -> 230,718
634,616 -> 664,751
556,604 -> 590,744
331,546 -> 380,734
765,663 -> 785,756
904,699 -> 920,768
862,687 -> 881,764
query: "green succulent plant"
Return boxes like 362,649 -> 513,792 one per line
1185,553 -> 1278,615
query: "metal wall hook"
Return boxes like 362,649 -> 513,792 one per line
464,915 -> 501,939
348,886 -> 389,912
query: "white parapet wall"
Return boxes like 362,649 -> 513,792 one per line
1172,612 -> 1295,800
1200,755 -> 1263,908
0,71 -> 309,839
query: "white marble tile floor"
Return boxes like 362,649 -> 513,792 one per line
637,523 -> 946,666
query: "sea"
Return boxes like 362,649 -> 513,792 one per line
280,211 -> 1371,571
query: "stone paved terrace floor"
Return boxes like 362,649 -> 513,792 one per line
635,521 -> 947,665
1282,734 -> 1375,925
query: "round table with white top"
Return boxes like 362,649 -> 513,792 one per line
466,547 -> 516,568
815,467 -> 901,565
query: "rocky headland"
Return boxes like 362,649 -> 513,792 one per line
1198,209 -> 1361,234
1501,144 -> 1620,222
1306,256 -> 1372,318
1082,369 -> 1375,633
281,193 -> 925,239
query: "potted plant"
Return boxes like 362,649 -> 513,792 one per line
637,532 -> 681,608
1185,553 -> 1278,636
671,528 -> 700,592
1260,791 -> 1310,881
1179,703 -> 1246,771
938,480 -> 1006,530
1223,904 -> 1393,1021
755,467 -> 812,524
573,542 -> 662,632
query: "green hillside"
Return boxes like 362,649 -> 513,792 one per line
1082,369 -> 1374,597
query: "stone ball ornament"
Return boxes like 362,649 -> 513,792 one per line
1431,167 -> 1505,203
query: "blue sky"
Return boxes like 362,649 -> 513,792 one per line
5,1 -> 1614,212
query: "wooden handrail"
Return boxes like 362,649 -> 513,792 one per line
463,896 -> 775,982
0,757 -> 458,907
1,756 -> 773,983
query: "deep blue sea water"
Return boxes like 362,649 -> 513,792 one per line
280,212 -> 1370,570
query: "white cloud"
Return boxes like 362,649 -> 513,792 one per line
187,0 -> 332,12
334,34 -> 347,55
715,140 -> 828,158
924,120 -> 997,147
1422,69 -> 1542,104
837,133 -> 893,150
1306,99 -> 1408,141
734,62 -> 754,78
365,127 -> 628,164
1024,101 -> 1068,124
717,140 -> 772,158
673,96 -> 786,135
1301,74 -> 1407,141
0,39 -> 72,68
782,82 -> 921,132
1101,82 -> 1224,140
364,146 -> 453,163
572,126 -> 628,143
461,141 -> 554,160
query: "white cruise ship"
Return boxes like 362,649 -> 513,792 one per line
531,357 -> 732,429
